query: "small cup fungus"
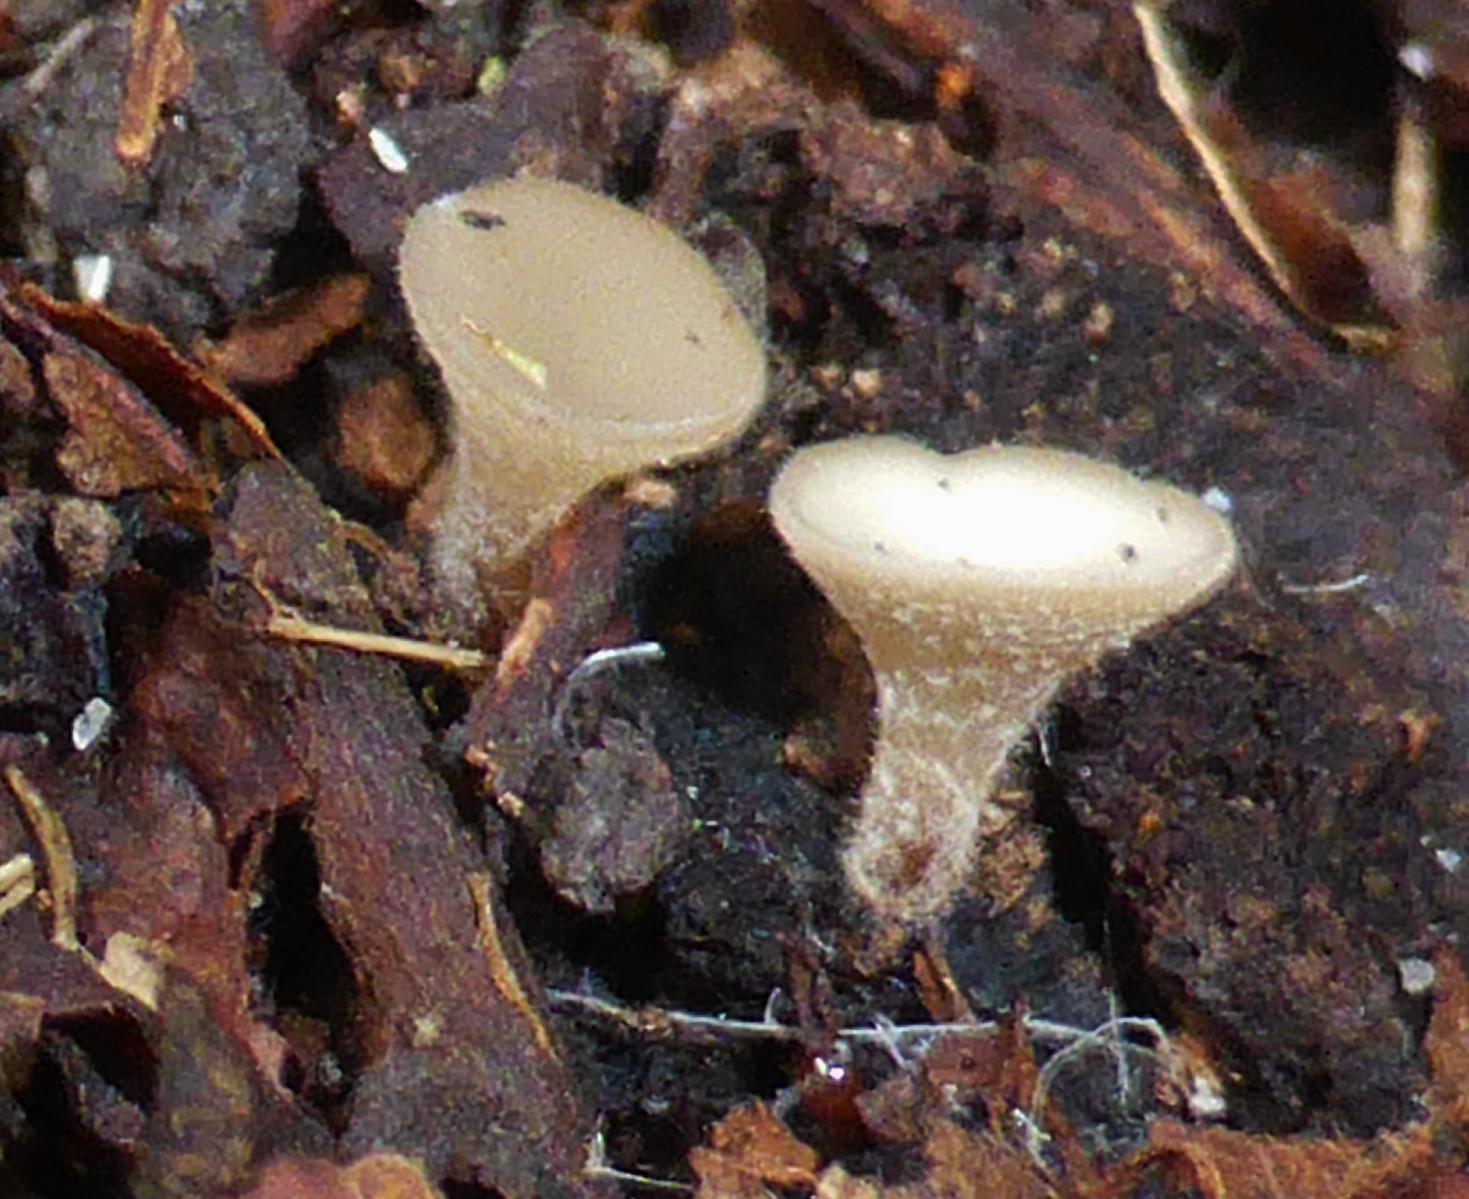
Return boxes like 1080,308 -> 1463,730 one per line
399,176 -> 767,617
769,436 -> 1239,928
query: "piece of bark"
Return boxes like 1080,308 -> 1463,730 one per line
116,0 -> 194,169
332,370 -> 437,500
213,462 -> 592,1196
43,346 -> 210,499
459,496 -> 628,807
538,718 -> 686,913
199,274 -> 372,389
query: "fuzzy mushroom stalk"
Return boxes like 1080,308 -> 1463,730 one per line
769,436 -> 1239,929
399,176 -> 766,620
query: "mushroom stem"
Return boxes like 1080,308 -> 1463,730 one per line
851,647 -> 1077,926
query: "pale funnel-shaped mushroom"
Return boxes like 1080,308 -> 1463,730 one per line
769,436 -> 1239,928
399,176 -> 766,615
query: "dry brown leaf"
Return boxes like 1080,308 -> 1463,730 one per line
44,346 -> 211,499
16,281 -> 281,462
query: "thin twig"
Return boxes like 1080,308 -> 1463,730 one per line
23,17 -> 99,99
5,766 -> 79,950
546,988 -> 1169,1054
267,610 -> 490,673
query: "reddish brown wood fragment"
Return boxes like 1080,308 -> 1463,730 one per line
199,273 -> 372,388
334,371 -> 436,500
1132,3 -> 1394,352
691,1102 -> 819,1199
246,1152 -> 445,1199
1133,1119 -> 1422,1199
116,0 -> 194,169
17,280 -> 281,460
256,0 -> 343,67
1426,948 -> 1469,1125
460,497 -> 629,802
961,13 -> 1347,384
43,346 -> 211,499
129,597 -> 308,841
217,464 -> 590,1194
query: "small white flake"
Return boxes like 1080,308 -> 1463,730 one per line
72,254 -> 112,304
368,127 -> 410,175
1400,43 -> 1435,80
72,697 -> 113,752
1201,486 -> 1233,515
1398,957 -> 1437,995
1187,1073 -> 1229,1119
1436,847 -> 1463,873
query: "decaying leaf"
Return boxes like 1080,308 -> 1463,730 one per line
16,279 -> 281,461
43,346 -> 210,498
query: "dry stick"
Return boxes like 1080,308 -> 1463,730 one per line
23,17 -> 100,99
251,574 -> 490,673
470,873 -> 558,1058
266,609 -> 490,673
4,765 -> 80,950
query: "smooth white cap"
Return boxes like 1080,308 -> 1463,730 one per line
769,436 -> 1238,658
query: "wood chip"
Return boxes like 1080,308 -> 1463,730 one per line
116,0 -> 194,168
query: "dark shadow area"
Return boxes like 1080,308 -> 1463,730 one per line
638,499 -> 847,725
0,1012 -> 155,1199
247,808 -> 369,1134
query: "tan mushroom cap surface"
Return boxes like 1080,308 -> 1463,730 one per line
399,176 -> 767,606
769,435 -> 1239,654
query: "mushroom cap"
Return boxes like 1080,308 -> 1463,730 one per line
399,175 -> 767,473
769,436 -> 1238,659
